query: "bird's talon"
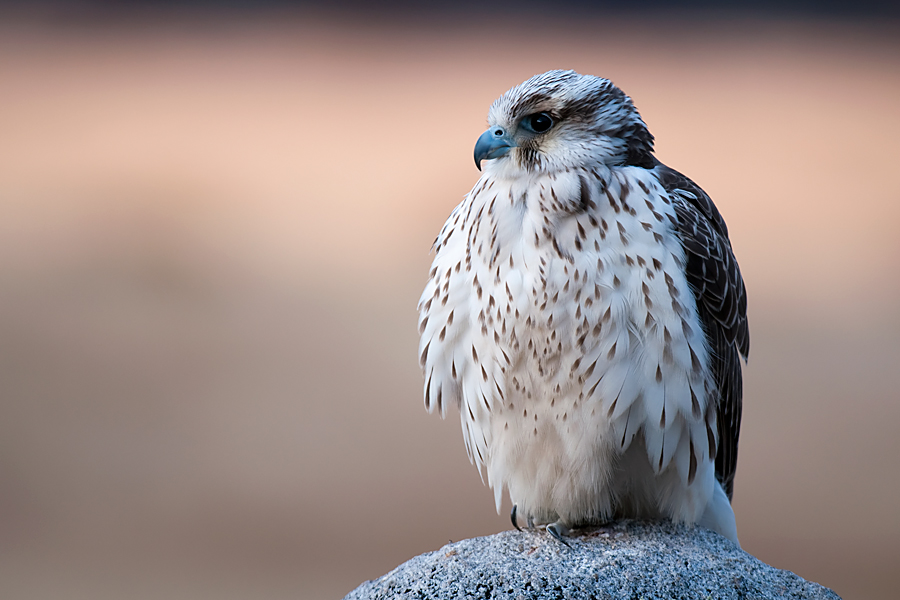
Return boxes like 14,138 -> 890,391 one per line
547,522 -> 571,547
510,505 -> 522,532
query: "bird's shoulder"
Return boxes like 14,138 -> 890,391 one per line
649,160 -> 748,359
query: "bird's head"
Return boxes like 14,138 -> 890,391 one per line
474,70 -> 655,175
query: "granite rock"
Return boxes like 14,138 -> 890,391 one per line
345,521 -> 840,600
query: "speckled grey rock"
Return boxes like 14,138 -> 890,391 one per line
344,521 -> 840,600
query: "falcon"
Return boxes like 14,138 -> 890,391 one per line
417,70 -> 748,545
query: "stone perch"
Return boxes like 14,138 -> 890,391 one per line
344,521 -> 840,599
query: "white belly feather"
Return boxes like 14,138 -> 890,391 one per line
419,165 -> 721,529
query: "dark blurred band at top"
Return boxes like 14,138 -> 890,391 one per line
2,0 -> 899,21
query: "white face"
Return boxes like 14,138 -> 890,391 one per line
477,70 -> 655,177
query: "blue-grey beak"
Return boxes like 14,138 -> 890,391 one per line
474,127 -> 515,170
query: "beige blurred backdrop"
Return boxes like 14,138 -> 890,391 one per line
0,11 -> 898,600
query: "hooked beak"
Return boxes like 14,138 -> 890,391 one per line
474,127 -> 515,170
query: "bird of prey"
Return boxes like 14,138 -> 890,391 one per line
417,70 -> 748,545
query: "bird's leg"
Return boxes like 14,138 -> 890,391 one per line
546,521 -> 571,548
510,505 -> 522,532
527,514 -> 535,529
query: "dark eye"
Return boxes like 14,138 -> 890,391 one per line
524,112 -> 554,133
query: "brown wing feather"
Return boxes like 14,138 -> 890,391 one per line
653,161 -> 749,500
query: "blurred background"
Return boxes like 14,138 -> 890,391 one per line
0,2 -> 898,599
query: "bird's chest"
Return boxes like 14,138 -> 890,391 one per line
463,179 -> 679,410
